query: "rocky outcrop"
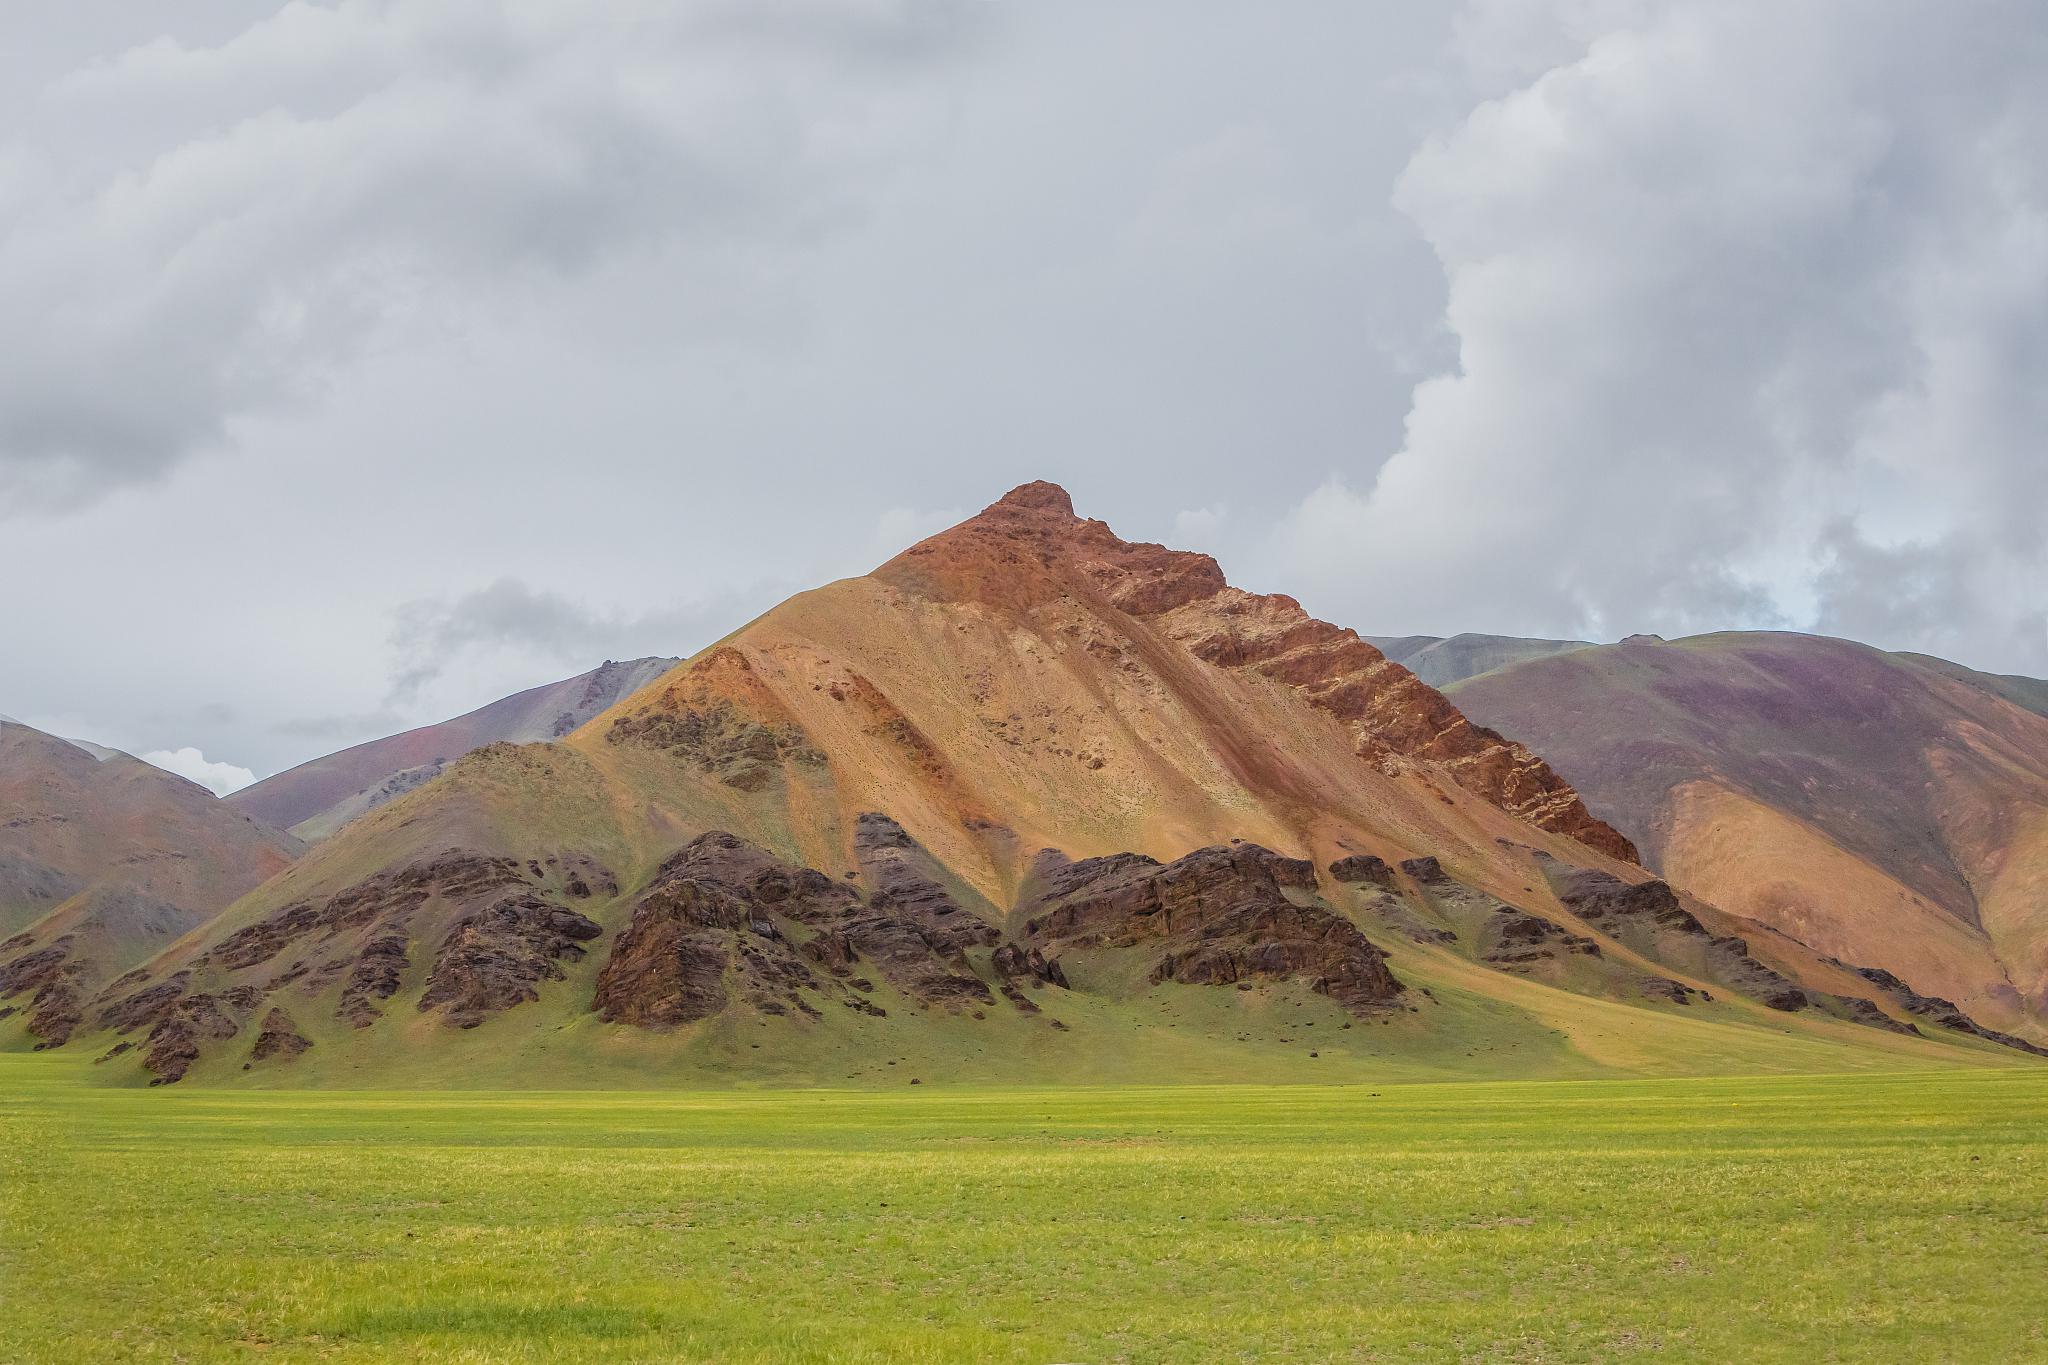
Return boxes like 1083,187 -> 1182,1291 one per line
418,894 -> 602,1028
1841,963 -> 2048,1056
604,649 -> 825,790
992,942 -> 1067,989
594,877 -> 787,1026
0,937 -> 86,1045
990,941 -> 1068,1013
1640,976 -> 1707,1005
337,934 -> 409,1027
1022,843 -> 1403,1016
1550,864 -> 1810,1012
249,1007 -> 312,1063
204,852 -> 530,976
138,989 -> 259,1085
595,826 -> 1042,1029
1484,909 -> 1601,967
91,849 -> 605,1079
1328,855 -> 1396,889
852,813 -> 1000,1005
1835,994 -> 1916,1035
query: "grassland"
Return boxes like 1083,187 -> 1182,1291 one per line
5,1054 -> 2046,1363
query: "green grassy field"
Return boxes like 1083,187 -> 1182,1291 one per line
4,1054 -> 2045,1363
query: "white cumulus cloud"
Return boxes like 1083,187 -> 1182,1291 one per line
1273,0 -> 2048,673
141,746 -> 257,796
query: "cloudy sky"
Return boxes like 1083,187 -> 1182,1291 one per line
3,0 -> 2044,793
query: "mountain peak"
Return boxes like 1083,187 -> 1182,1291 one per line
876,481 -> 1222,616
989,480 -> 1076,517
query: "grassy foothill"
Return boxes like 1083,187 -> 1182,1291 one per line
4,1056 -> 2045,1363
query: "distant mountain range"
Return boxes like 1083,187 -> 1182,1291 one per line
0,718 -> 300,1045
1447,631 -> 2048,1037
228,657 -> 678,840
10,482 -> 2036,1088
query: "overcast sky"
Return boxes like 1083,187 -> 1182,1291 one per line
3,1 -> 2044,793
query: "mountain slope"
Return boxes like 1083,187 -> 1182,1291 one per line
1366,633 -> 1594,688
45,491 -> 2032,1086
1448,632 -> 2048,1037
0,719 -> 302,1044
228,657 -> 678,840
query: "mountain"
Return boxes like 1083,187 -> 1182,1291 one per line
1447,632 -> 2048,1038
1365,633 -> 1593,688
33,489 -> 2035,1086
1895,652 -> 2048,722
228,657 -> 678,840
0,719 -> 302,1045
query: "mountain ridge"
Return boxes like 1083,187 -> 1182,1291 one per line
229,656 -> 678,840
1447,630 -> 2048,1037
10,489 -> 2035,1085
0,718 -> 302,1045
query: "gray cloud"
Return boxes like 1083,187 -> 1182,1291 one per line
0,0 -> 984,508
386,576 -> 759,705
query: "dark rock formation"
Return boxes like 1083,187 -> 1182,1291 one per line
418,894 -> 602,1028
1022,842 -> 1403,1016
992,942 -> 1067,989
1551,864 -> 1810,1012
95,973 -> 192,1035
991,941 -> 1068,1013
249,1007 -> 312,1063
604,656 -> 826,791
89,849 -> 608,1079
1843,963 -> 2048,1056
1836,994 -> 1917,1035
595,880 -> 765,1026
851,814 -> 999,1005
203,852 -> 529,975
1328,855 -> 1396,889
1399,856 -> 1449,885
1484,909 -> 1601,967
337,934 -> 409,1028
0,938 -> 85,1045
596,826 -> 1038,1029
140,991 -> 252,1084
1640,976 -> 1707,1005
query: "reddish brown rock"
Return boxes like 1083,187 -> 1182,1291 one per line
594,880 -> 752,1026
1842,963 -> 2048,1056
337,934 -> 410,1028
249,1007 -> 312,1063
1328,855 -> 1397,889
418,894 -> 602,1028
0,938 -> 86,1045
1548,863 -> 1811,1012
1024,842 -> 1403,1016
875,484 -> 1636,863
140,992 -> 248,1084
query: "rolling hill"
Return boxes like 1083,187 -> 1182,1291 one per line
1448,632 -> 2048,1039
0,719 -> 302,1045
228,657 -> 677,840
19,490 -> 2037,1086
